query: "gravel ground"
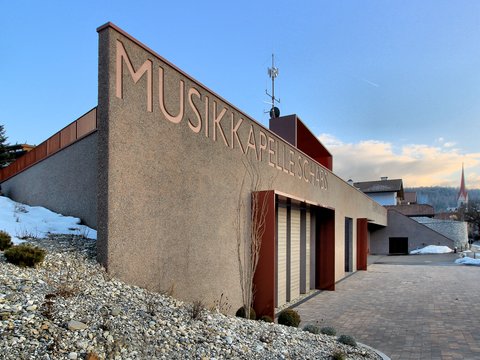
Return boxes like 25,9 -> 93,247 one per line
0,235 -> 380,360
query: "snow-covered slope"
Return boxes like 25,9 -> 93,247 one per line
0,196 -> 96,243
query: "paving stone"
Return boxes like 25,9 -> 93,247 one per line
295,255 -> 480,360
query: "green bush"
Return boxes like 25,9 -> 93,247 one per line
0,230 -> 12,251
235,306 -> 256,320
321,326 -> 337,336
4,244 -> 46,267
303,324 -> 320,334
277,309 -> 301,327
337,334 -> 357,347
332,349 -> 346,360
258,315 -> 273,323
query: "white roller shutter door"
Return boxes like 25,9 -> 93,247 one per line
305,209 -> 310,293
276,206 -> 287,307
290,208 -> 301,301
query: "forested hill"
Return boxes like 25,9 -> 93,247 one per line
405,187 -> 480,212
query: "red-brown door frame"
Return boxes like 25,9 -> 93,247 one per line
253,192 -> 337,318
316,207 -> 335,291
356,218 -> 368,271
252,190 -> 276,319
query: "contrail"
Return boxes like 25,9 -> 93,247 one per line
358,76 -> 380,88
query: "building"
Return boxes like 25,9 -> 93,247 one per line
355,177 -> 467,254
353,178 -> 404,206
370,209 -> 456,254
0,23 -> 388,318
402,191 -> 417,205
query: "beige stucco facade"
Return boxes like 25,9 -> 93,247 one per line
96,23 -> 387,315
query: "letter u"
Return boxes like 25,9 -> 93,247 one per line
159,66 -> 185,123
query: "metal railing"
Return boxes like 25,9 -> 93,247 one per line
0,108 -> 97,182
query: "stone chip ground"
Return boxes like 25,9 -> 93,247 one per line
0,235 -> 380,359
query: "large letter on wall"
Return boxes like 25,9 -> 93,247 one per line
116,40 -> 153,112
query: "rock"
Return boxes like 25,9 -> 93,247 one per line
111,307 -> 121,316
0,235 -> 381,360
67,320 -> 88,331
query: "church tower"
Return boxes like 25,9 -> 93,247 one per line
457,164 -> 468,208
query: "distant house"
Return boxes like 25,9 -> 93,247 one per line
355,177 -> 466,254
401,191 -> 417,205
7,144 -> 35,160
354,177 -> 404,206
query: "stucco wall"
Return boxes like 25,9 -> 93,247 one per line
97,23 -> 387,312
0,133 -> 98,228
370,210 -> 454,254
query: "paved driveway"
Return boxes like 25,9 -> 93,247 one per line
295,255 -> 480,360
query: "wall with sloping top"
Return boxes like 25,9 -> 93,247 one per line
0,132 -> 97,228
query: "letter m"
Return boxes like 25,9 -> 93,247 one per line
116,40 -> 153,112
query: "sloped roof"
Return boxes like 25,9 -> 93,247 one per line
385,204 -> 434,217
353,179 -> 403,193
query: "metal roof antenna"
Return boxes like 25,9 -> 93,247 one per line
266,54 -> 280,118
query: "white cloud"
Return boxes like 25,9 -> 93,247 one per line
318,133 -> 480,188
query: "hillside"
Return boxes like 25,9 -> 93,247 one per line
0,196 -> 380,359
405,187 -> 480,212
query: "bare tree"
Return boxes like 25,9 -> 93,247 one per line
236,158 -> 271,318
465,200 -> 480,240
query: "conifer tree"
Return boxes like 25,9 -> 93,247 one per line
0,124 -> 12,168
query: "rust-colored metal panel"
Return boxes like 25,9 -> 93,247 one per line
24,150 -> 36,168
297,120 -> 333,171
316,208 -> 335,290
60,122 -> 77,148
16,160 -> 23,174
252,190 -> 276,319
35,143 -> 47,162
269,115 -> 297,146
47,133 -> 61,155
77,108 -> 97,138
269,115 -> 333,171
0,108 -> 98,182
356,218 -> 368,271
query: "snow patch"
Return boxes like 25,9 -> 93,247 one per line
0,196 -> 96,244
410,245 -> 453,255
455,257 -> 480,266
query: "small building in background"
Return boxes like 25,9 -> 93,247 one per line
355,176 -> 467,254
353,177 -> 404,206
401,191 -> 417,205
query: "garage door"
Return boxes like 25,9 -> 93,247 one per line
389,237 -> 408,255
305,209 -> 310,292
290,207 -> 301,301
276,205 -> 287,307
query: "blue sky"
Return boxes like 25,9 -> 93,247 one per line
1,1 -> 479,188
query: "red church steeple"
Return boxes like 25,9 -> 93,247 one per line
457,163 -> 468,208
